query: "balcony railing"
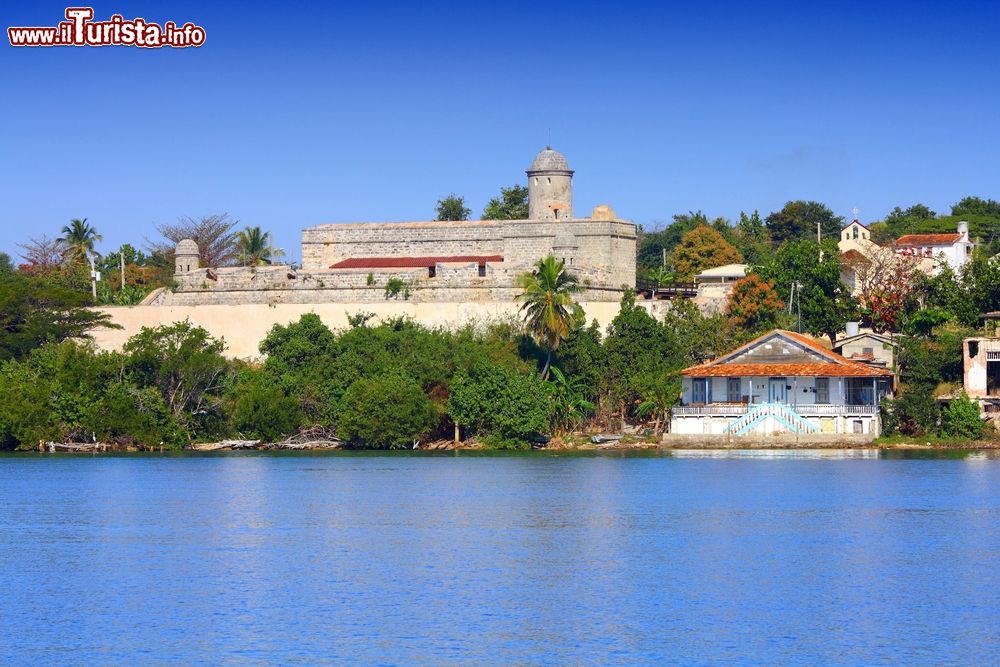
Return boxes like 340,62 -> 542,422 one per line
672,403 -> 878,416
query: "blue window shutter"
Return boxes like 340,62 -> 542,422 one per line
707,379 -> 713,404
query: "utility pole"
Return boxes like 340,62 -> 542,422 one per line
87,252 -> 98,301
120,251 -> 125,290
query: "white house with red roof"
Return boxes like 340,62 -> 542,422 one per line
894,221 -> 976,274
670,329 -> 894,437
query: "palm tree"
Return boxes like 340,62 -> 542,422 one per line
547,367 -> 596,435
236,226 -> 275,266
58,218 -> 102,266
515,255 -> 584,379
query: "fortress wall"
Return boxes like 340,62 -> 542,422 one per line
301,221 -> 504,269
91,300 -> 650,359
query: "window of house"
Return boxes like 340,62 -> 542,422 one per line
727,378 -> 741,403
478,263 -> 486,277
692,378 -> 708,404
853,227 -> 859,239
815,378 -> 830,404
967,246 -> 972,255
862,346 -> 874,356
428,266 -> 436,278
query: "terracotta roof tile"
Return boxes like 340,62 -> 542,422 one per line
681,362 -> 893,378
895,233 -> 960,246
331,255 -> 503,269
682,329 -> 893,378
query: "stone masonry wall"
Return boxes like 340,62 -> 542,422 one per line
167,216 -> 637,306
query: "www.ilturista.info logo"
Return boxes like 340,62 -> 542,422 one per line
8,7 -> 205,48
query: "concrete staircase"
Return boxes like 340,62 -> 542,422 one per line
725,402 -> 819,436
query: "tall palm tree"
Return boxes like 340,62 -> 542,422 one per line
58,218 -> 102,265
236,226 -> 275,266
515,255 -> 584,379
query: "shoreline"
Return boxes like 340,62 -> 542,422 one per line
19,436 -> 1000,454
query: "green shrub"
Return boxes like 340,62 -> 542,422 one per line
229,368 -> 302,442
447,362 -> 551,448
338,373 -> 436,448
941,393 -> 986,440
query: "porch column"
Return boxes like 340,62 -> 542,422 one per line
747,377 -> 752,404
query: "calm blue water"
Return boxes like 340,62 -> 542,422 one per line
2,450 -> 1000,665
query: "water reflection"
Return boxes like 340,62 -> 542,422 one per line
1,453 -> 999,665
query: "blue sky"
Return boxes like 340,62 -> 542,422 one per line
2,0 -> 998,262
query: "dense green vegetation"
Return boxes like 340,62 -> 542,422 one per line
4,193 -> 1000,449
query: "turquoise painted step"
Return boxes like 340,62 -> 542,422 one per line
724,402 -> 819,436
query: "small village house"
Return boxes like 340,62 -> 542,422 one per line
833,323 -> 897,372
894,221 -> 976,275
670,329 -> 894,437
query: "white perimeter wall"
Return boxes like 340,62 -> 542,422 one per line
91,301 -> 639,359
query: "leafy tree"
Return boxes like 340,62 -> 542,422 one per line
663,298 -> 748,365
633,360 -> 681,436
635,211 -> 710,275
603,290 -> 681,423
0,272 -> 116,362
765,200 -> 844,243
951,196 -> 1000,218
962,252 -> 1000,317
447,362 -> 551,448
553,320 -> 606,403
546,367 -> 595,435
881,387 -> 939,436
884,204 -> 937,225
123,321 -> 230,439
0,252 -> 12,274
435,194 -> 471,221
753,239 -> 854,343
726,274 -> 785,333
58,218 -> 102,266
236,226 -> 279,266
672,225 -> 743,280
228,367 -> 302,441
905,308 -> 951,337
149,213 -> 240,267
733,210 -> 771,265
941,392 -> 986,440
258,314 -> 340,425
515,256 -> 584,379
338,373 -> 436,448
482,185 -> 529,220
911,266 -> 977,327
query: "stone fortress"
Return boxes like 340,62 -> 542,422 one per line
154,147 -> 636,306
96,148 -> 641,357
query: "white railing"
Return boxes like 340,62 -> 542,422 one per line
672,403 -> 878,417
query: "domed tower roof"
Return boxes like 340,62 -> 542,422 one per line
175,238 -> 199,255
527,146 -> 573,174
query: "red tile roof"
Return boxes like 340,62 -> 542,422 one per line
330,255 -> 503,269
682,329 -> 893,378
840,249 -> 869,265
895,233 -> 960,246
682,362 -> 891,378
